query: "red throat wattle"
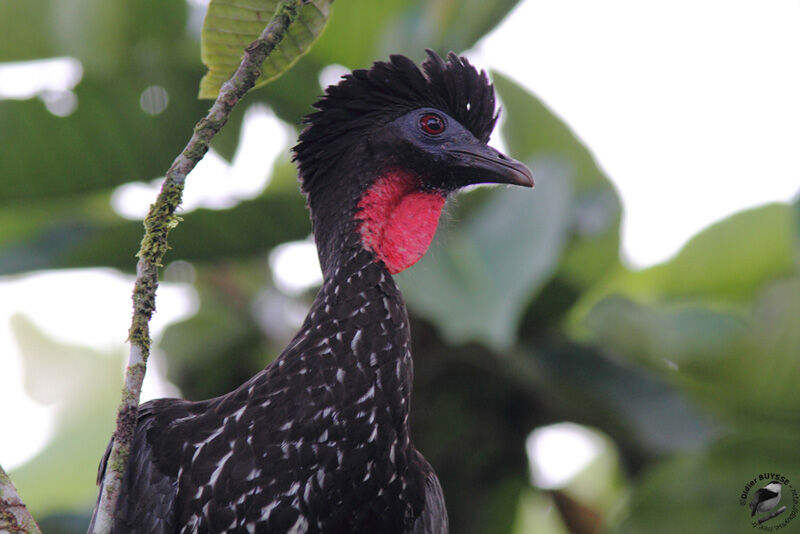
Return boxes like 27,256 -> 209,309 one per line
357,170 -> 446,274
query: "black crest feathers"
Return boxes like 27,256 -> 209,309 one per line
294,50 -> 498,196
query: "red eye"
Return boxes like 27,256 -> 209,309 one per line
420,113 -> 445,135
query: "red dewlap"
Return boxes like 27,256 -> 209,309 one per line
357,170 -> 446,274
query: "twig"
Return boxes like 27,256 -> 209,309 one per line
757,505 -> 787,525
91,2 -> 306,532
0,463 -> 41,534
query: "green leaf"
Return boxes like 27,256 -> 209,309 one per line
50,0 -> 187,75
585,273 -> 800,426
585,298 -> 748,369
580,208 -> 800,532
571,202 -> 796,340
364,0 -> 524,64
579,203 -> 796,317
526,341 -> 715,457
399,160 -> 572,349
636,203 -> 794,301
309,0 -> 523,69
0,192 -> 118,263
493,72 -> 621,289
305,0 -> 409,67
430,0 -> 525,54
198,0 -> 333,99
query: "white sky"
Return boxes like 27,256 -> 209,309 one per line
1,0 -> 799,479
475,0 -> 800,267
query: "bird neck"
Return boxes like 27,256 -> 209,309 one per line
356,169 -> 446,274
311,168 -> 447,278
297,167 -> 447,408
290,245 -> 415,427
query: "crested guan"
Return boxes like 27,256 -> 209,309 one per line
90,50 -> 533,534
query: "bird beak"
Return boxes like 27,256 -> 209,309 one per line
446,141 -> 534,188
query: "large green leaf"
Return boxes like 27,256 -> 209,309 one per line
0,192 -> 118,263
580,201 -> 800,532
198,0 -> 332,99
574,203 -> 796,327
399,160 -> 572,349
634,203 -> 794,301
400,73 -> 625,349
428,0 -> 526,55
585,298 -> 748,370
524,341 -> 714,458
493,72 -> 621,289
585,272 -> 800,426
304,0 -> 408,67
310,0 -> 523,69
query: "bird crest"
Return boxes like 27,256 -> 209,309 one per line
294,50 -> 499,196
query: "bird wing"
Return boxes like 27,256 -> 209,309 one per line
750,487 -> 780,516
89,400 -> 192,533
411,451 -> 448,534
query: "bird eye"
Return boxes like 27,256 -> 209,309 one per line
420,113 -> 445,135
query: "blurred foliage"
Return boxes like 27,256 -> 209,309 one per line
399,162 -> 573,349
2,1 -> 799,533
199,0 -> 332,98
8,316 -> 120,519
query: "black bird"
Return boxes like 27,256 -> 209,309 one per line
750,481 -> 782,517
90,50 -> 533,533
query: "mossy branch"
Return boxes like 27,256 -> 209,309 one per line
0,463 -> 41,534
91,2 -> 307,532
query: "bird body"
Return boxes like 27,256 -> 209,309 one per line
104,246 -> 436,532
750,481 -> 782,517
91,51 -> 532,533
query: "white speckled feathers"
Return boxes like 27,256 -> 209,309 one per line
96,245 -> 446,533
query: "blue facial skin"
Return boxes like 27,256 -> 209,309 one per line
377,107 -> 534,192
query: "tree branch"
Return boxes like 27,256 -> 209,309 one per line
91,2 -> 306,532
757,505 -> 787,525
0,463 -> 41,534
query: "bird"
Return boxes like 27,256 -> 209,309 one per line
750,481 -> 782,517
89,50 -> 533,534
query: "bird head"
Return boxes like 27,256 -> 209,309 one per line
294,50 -> 533,275
766,481 -> 783,494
